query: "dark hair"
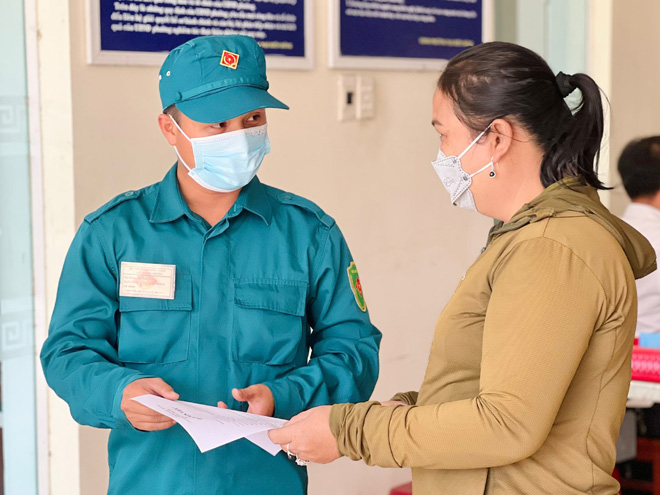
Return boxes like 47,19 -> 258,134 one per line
618,136 -> 660,199
438,41 -> 608,189
163,104 -> 182,124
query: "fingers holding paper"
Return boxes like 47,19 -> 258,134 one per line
121,377 -> 179,431
268,406 -> 341,465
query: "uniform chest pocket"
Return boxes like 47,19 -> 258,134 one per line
118,274 -> 192,364
232,280 -> 307,365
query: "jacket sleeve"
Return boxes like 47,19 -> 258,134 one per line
263,223 -> 382,420
40,221 -> 152,429
329,237 -> 606,469
389,391 -> 419,405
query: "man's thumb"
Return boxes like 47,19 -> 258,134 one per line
232,387 -> 253,402
150,378 -> 179,400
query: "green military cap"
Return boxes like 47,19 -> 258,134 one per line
159,35 -> 289,124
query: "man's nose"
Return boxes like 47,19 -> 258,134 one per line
224,119 -> 248,132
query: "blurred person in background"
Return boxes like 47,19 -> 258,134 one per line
619,136 -> 660,334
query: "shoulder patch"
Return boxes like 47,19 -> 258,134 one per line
276,191 -> 336,229
347,261 -> 367,312
84,190 -> 142,223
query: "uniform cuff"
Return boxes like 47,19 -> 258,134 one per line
111,373 -> 155,430
262,378 -> 304,420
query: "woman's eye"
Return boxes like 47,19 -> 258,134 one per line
248,114 -> 261,122
211,122 -> 227,129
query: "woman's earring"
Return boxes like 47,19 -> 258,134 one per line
489,158 -> 496,178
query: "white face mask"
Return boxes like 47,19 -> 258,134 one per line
431,124 -> 495,211
170,115 -> 270,193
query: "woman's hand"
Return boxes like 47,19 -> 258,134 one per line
268,406 -> 340,464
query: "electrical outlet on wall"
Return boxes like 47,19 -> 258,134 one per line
338,75 -> 376,122
338,75 -> 358,122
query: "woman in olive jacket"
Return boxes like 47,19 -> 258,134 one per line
270,42 -> 657,495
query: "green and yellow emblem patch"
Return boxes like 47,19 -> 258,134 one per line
347,261 -> 367,312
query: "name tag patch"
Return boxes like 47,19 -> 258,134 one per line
119,262 -> 176,300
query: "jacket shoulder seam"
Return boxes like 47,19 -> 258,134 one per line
496,236 -> 608,302
263,186 -> 335,229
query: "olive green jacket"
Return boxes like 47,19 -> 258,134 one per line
330,179 -> 657,494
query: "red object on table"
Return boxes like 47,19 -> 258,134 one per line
390,482 -> 412,495
632,345 -> 660,383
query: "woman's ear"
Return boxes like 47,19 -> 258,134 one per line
490,118 -> 514,163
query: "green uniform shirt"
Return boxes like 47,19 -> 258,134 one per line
41,165 -> 381,495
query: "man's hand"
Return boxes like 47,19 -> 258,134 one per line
217,384 -> 275,417
121,378 -> 179,431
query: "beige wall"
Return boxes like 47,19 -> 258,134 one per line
608,0 -> 660,216
61,1 -> 492,494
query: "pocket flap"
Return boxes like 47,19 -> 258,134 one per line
234,281 -> 307,317
119,273 -> 192,312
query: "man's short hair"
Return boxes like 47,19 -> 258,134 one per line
163,104 -> 182,124
618,136 -> 660,199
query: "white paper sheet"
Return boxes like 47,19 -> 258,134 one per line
132,394 -> 286,455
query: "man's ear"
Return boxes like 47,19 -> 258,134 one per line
490,118 -> 514,163
158,113 -> 177,146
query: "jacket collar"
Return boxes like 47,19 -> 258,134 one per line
150,164 -> 272,225
234,176 -> 272,225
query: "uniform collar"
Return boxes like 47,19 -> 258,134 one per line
150,165 -> 189,224
237,176 -> 273,225
150,165 -> 272,225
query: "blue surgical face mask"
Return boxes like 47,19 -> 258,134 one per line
170,116 -> 271,193
431,124 -> 495,211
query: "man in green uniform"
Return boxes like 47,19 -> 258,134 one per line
40,35 -> 381,495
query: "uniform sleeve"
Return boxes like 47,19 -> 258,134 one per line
329,237 -> 606,469
40,221 -> 152,429
263,223 -> 382,419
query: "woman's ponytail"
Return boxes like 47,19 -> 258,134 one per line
539,72 -> 606,189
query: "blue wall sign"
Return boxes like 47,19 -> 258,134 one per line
339,0 -> 483,60
98,0 -> 307,58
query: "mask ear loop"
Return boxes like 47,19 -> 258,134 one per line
168,114 -> 194,172
168,114 -> 191,140
458,122 -> 493,160
489,158 -> 496,178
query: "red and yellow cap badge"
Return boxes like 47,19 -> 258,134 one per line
220,50 -> 240,70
